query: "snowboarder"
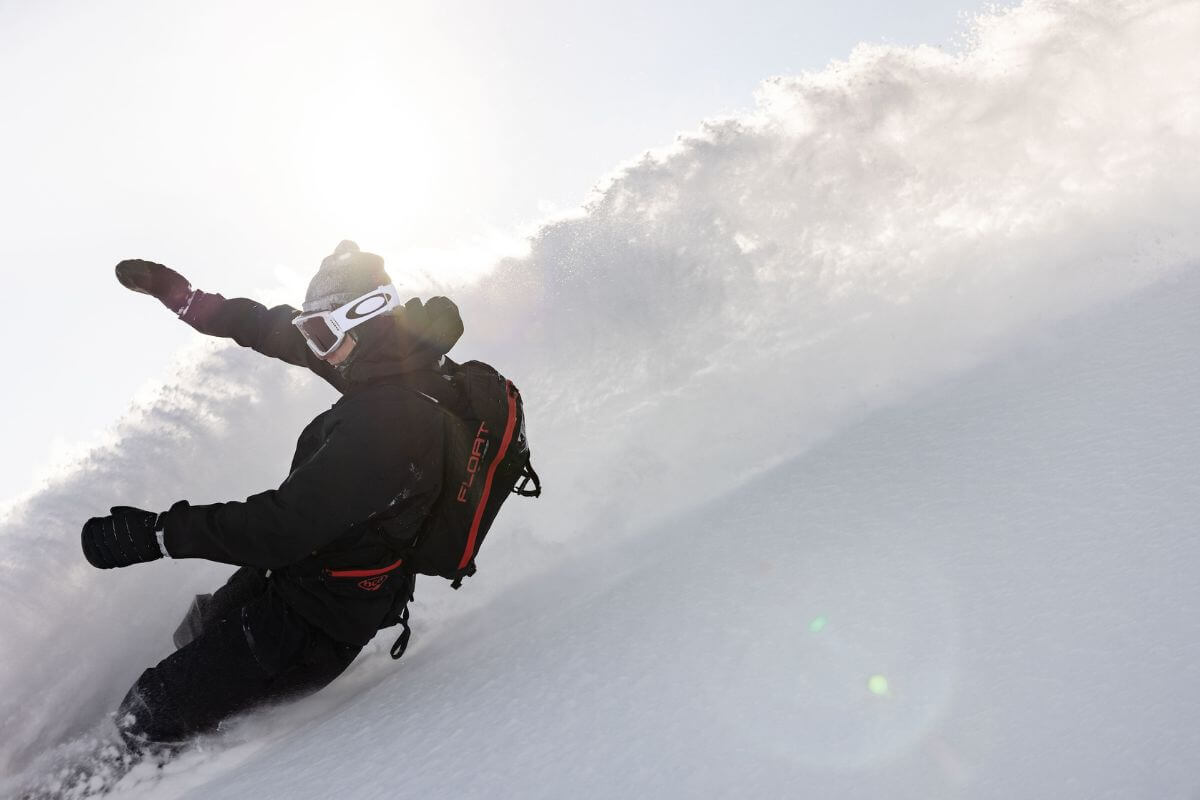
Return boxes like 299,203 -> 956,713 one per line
81,240 -> 468,752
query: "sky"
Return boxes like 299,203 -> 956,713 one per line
0,0 -> 995,507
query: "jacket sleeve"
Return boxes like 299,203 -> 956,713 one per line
179,290 -> 342,387
161,398 -> 444,568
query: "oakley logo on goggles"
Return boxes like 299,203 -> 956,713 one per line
292,284 -> 402,357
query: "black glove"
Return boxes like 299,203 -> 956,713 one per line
397,296 -> 464,356
81,506 -> 166,569
115,259 -> 194,315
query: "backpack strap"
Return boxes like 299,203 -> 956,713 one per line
450,565 -> 476,591
389,605 -> 412,660
386,572 -> 417,659
515,458 -> 542,498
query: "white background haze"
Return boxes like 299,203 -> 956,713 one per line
2,0 -> 1200,797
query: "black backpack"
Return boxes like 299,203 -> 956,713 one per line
325,360 -> 540,659
402,359 -> 541,586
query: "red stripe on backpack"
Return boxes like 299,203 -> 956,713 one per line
459,381 -> 519,570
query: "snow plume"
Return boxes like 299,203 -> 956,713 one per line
463,0 -> 1200,541
0,346 -> 337,773
2,0 -> 1199,781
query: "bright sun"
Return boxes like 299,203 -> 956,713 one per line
285,54 -> 508,289
294,73 -> 442,245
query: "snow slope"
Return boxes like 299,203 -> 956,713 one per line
183,253 -> 1200,800
2,0 -> 1199,796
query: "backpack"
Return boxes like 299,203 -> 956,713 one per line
401,359 -> 541,586
323,360 -> 540,659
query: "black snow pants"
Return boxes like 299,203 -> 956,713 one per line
116,567 -> 362,747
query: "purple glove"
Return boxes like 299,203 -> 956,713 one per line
115,259 -> 194,315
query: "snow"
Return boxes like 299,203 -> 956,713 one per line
3,0 -> 1200,796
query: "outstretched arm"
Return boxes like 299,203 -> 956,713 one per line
81,393 -> 444,570
115,259 -> 340,386
160,397 -> 443,568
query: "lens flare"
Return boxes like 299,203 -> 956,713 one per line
809,616 -> 828,633
868,675 -> 891,697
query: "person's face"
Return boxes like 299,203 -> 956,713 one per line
322,332 -> 358,365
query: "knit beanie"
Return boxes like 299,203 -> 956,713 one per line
303,240 -> 391,312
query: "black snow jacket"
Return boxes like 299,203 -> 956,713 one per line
159,291 -> 459,645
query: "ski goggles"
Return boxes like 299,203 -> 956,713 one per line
292,283 -> 402,357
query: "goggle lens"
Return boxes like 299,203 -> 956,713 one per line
296,315 -> 340,354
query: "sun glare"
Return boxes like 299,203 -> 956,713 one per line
280,30 -> 504,289
293,71 -> 442,242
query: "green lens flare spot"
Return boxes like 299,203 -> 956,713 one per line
809,617 -> 828,633
868,675 -> 890,696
